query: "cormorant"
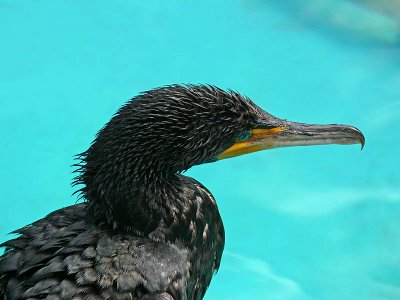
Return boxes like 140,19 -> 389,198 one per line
0,85 -> 364,300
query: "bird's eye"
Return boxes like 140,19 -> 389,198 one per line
236,131 -> 252,142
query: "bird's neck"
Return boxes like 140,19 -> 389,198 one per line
86,170 -> 187,235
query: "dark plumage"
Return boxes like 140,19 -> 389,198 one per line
0,84 -> 364,299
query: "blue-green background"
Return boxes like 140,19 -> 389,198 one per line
1,1 -> 399,299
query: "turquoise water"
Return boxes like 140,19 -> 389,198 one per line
1,1 -> 399,299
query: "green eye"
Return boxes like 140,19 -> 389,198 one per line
236,131 -> 252,142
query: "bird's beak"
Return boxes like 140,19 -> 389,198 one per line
217,114 -> 365,160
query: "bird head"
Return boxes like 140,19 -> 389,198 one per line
80,84 -> 364,181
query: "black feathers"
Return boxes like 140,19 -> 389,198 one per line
0,204 -> 196,299
0,84 -> 263,299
